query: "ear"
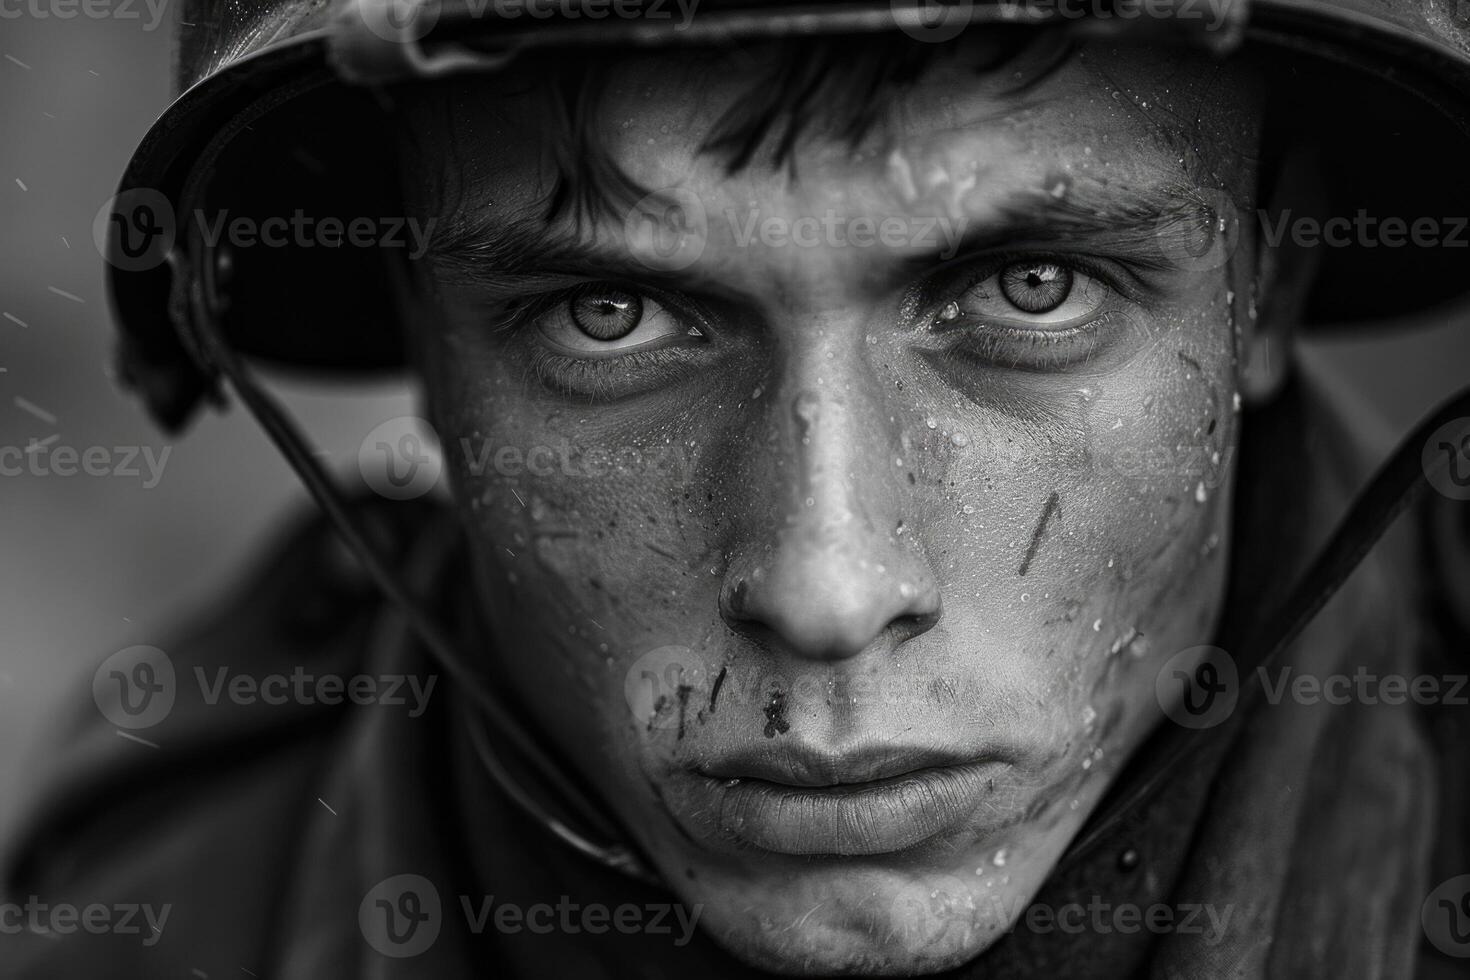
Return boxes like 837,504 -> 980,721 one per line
1240,147 -> 1323,405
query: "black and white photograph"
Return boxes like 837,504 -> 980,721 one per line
2,0 -> 1470,974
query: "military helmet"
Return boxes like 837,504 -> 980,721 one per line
103,0 -> 1470,430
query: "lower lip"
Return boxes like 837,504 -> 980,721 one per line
670,763 -> 1001,857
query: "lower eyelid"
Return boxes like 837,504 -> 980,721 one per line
936,310 -> 1122,370
527,341 -> 709,400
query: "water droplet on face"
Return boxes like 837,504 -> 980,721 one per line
1082,704 -> 1098,726
951,431 -> 970,448
793,391 -> 821,427
1195,482 -> 1208,504
926,417 -> 938,430
991,848 -> 1009,867
1093,619 -> 1102,632
1020,593 -> 1030,603
751,385 -> 764,399
962,504 -> 975,515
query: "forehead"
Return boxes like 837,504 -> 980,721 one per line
404,40 -> 1261,274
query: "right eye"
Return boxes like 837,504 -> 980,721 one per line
532,285 -> 700,358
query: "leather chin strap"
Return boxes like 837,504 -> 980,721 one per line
183,239 -> 1469,891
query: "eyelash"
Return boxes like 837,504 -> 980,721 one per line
938,250 -> 1128,312
492,251 -> 1134,393
936,310 -> 1124,372
524,343 -> 704,400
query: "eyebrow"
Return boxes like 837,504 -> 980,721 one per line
426,176 -> 1220,294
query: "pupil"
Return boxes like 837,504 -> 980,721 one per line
1000,261 -> 1073,314
570,290 -> 643,341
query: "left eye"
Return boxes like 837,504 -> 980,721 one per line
532,285 -> 696,356
942,259 -> 1109,327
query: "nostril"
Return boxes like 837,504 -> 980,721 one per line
728,578 -> 750,616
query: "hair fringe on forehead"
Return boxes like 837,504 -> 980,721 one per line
540,28 -> 1079,230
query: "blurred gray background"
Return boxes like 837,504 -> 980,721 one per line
0,13 -> 1466,843
0,15 -> 414,840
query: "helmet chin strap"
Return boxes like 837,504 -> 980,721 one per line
182,233 -> 1469,890
183,248 -> 659,886
1065,379 -> 1470,864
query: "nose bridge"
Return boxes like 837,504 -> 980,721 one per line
787,343 -> 884,539
721,324 -> 941,663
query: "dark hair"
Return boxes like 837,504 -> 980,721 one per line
534,29 -> 1079,227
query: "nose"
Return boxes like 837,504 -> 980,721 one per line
719,352 -> 941,663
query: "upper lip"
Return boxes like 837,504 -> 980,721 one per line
697,742 -> 987,787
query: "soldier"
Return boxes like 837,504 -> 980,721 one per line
5,0 -> 1470,976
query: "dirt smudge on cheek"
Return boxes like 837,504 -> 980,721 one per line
763,689 -> 791,738
708,665 -> 728,713
1018,491 -> 1061,577
649,694 -> 671,733
677,684 -> 693,740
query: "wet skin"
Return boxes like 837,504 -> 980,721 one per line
402,41 -> 1265,975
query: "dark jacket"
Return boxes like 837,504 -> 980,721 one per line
5,372 -> 1469,978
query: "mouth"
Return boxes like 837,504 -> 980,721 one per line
668,744 -> 1008,857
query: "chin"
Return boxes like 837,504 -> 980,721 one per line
668,864 -> 1020,977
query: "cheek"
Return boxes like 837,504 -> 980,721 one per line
899,316 -> 1236,752
429,345 -> 747,742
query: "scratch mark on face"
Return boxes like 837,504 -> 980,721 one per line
1177,350 -> 1203,375
764,689 -> 791,738
1018,491 -> 1061,577
677,683 -> 693,740
709,665 -> 728,713
645,541 -> 681,562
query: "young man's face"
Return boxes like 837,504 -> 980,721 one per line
407,40 -> 1261,974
